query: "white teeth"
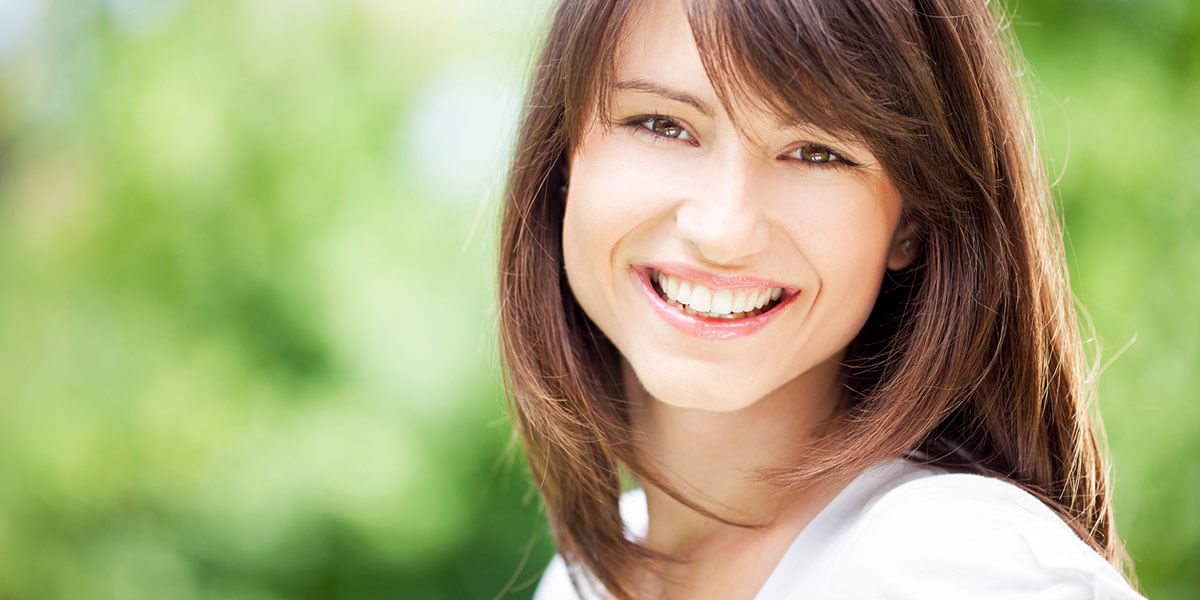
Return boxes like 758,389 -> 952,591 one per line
676,278 -> 696,302
710,289 -> 732,314
689,284 -> 712,312
654,269 -> 785,319
676,280 -> 692,304
732,289 -> 749,313
666,275 -> 680,299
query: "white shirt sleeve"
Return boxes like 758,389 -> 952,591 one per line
532,490 -> 647,600
817,474 -> 1144,600
532,554 -> 576,600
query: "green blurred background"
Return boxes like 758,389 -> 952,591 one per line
0,0 -> 1195,598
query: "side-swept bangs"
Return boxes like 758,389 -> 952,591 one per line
568,0 -> 998,246
566,1 -> 928,151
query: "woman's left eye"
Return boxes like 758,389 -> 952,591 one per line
628,116 -> 695,142
789,143 -> 852,166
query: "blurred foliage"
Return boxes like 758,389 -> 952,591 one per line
0,0 -> 1194,598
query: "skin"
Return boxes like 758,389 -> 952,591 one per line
561,0 -> 915,597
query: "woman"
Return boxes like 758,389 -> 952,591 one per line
499,0 -> 1143,598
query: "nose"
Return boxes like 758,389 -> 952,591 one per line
675,152 -> 770,265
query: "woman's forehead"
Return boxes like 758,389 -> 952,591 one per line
612,0 -> 702,83
609,0 -> 756,120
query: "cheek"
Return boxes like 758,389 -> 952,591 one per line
571,140 -> 676,215
781,179 -> 898,262
781,178 -> 900,316
562,138 -> 653,323
814,208 -> 893,275
561,190 -> 602,318
563,134 -> 682,266
562,154 -> 624,281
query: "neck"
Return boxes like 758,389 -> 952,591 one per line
625,358 -> 847,559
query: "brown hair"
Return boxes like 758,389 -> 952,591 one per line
498,0 -> 1132,597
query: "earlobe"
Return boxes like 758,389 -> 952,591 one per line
887,221 -> 919,271
559,162 -> 571,199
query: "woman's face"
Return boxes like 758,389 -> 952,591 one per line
563,0 -> 912,412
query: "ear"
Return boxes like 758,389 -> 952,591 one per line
558,158 -> 571,198
887,218 -> 919,271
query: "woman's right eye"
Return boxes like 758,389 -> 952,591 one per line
627,116 -> 695,143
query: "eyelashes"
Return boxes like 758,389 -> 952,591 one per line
789,144 -> 859,168
618,114 -> 862,170
627,115 -> 697,143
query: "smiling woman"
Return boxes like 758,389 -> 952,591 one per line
498,1 -> 1144,599
564,9 -> 907,411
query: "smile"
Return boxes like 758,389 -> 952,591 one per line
632,265 -> 799,340
652,269 -> 783,319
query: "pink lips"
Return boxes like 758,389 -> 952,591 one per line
631,264 -> 799,340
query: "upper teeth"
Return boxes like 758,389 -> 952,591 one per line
655,270 -> 783,315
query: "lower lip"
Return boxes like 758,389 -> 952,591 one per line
631,267 -> 798,340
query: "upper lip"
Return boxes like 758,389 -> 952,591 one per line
640,262 -> 795,290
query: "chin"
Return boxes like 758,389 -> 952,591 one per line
628,359 -> 771,413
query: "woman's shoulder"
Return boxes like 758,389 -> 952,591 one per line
816,469 -> 1143,599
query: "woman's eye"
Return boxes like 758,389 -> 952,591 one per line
793,144 -> 842,164
634,116 -> 694,142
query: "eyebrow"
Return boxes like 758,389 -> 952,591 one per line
612,79 -> 715,117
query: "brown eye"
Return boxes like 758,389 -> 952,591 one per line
787,142 -> 862,169
623,115 -> 695,143
798,145 -> 836,163
650,117 -> 684,138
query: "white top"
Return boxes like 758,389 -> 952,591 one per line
532,459 -> 1144,600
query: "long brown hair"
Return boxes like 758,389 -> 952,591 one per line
498,0 -> 1132,597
